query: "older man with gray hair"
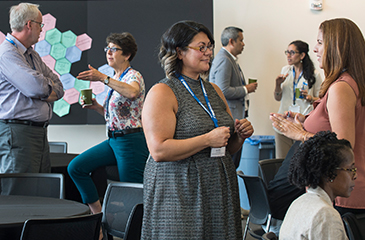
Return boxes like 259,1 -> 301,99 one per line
0,2 -> 64,177
209,26 -> 257,169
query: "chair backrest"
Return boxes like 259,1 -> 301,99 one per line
342,212 -> 365,240
237,172 -> 271,225
49,141 -> 68,153
102,182 -> 143,238
0,173 -> 64,199
105,165 -> 120,182
20,212 -> 102,240
123,203 -> 143,240
261,232 -> 278,240
258,158 -> 284,187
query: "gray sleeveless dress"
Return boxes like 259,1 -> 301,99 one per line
141,75 -> 242,239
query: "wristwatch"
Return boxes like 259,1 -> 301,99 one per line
103,76 -> 110,85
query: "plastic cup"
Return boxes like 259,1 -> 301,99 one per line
248,78 -> 257,84
295,88 -> 301,98
80,89 -> 92,106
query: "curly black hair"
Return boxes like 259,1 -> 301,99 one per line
288,131 -> 352,189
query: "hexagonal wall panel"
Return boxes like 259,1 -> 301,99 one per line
53,99 -> 70,117
90,81 -> 105,95
60,73 -> 76,90
45,28 -> 61,45
41,55 -> 56,69
63,88 -> 80,104
74,78 -> 90,92
0,32 -> 5,45
39,13 -> 56,41
76,33 -> 92,51
34,40 -> 51,57
50,43 -> 66,60
61,30 -> 77,48
54,58 -> 71,75
65,46 -> 82,63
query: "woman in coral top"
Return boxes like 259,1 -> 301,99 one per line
270,18 -> 365,216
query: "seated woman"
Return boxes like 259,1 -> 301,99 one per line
68,32 -> 149,215
279,131 -> 356,240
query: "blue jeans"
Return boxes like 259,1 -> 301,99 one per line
67,131 -> 149,203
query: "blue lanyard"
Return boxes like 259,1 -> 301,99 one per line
5,37 -> 17,47
6,36 -> 36,70
292,68 -> 303,105
105,66 -> 131,119
177,74 -> 219,128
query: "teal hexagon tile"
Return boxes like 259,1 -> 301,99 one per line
61,30 -> 77,48
74,78 -> 90,92
53,98 -> 70,117
50,42 -> 66,60
45,28 -> 61,45
39,13 -> 56,41
54,58 -> 71,75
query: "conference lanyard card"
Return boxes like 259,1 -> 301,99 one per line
289,104 -> 300,113
211,146 -> 226,157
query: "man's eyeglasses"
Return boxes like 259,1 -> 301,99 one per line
284,50 -> 299,56
187,44 -> 214,53
104,47 -> 123,53
30,20 -> 44,28
336,167 -> 357,177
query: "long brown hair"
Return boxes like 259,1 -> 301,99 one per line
319,18 -> 365,105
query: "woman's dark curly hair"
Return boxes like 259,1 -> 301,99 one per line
290,40 -> 316,89
288,131 -> 352,189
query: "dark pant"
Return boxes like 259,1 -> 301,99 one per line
67,132 -> 149,204
0,122 -> 50,194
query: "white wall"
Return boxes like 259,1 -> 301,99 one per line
49,0 -> 365,153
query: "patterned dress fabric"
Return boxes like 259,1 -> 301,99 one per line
141,75 -> 242,239
104,68 -> 145,130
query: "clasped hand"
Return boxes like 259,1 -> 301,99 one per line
235,119 -> 254,139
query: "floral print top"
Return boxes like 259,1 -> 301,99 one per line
104,68 -> 145,131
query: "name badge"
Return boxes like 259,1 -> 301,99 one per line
289,104 -> 300,113
211,147 -> 226,157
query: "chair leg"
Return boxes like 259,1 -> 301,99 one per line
243,216 -> 250,240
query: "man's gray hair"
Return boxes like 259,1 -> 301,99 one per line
9,3 -> 40,32
221,26 -> 243,46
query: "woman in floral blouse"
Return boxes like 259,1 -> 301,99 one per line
68,32 -> 148,218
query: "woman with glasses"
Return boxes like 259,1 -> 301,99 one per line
67,32 -> 148,225
141,20 -> 253,239
273,40 -> 322,159
280,131 -> 355,240
270,18 -> 365,217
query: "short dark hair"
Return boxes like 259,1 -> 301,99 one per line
221,26 -> 243,46
158,20 -> 214,79
106,32 -> 138,62
289,131 -> 352,189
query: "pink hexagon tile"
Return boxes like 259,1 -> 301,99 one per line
90,81 -> 105,95
76,33 -> 92,51
63,88 -> 80,104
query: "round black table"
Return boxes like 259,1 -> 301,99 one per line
0,195 -> 90,239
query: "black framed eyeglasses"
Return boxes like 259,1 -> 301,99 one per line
104,47 -> 123,53
336,167 -> 357,177
187,44 -> 214,53
284,50 -> 299,56
30,20 -> 44,28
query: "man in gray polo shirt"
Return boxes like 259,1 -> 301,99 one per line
0,3 -> 64,175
